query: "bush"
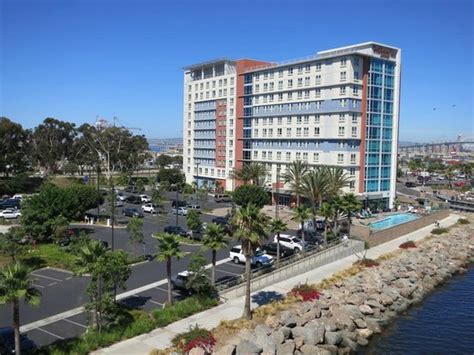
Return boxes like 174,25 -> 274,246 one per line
290,283 -> 321,302
171,324 -> 216,354
431,227 -> 449,235
353,258 -> 379,268
0,174 -> 43,196
399,240 -> 417,249
458,218 -> 470,225
231,184 -> 270,208
152,296 -> 218,327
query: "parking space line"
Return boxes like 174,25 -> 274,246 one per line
63,318 -> 87,329
216,268 -> 241,276
149,300 -> 163,306
48,282 -> 58,286
155,286 -> 180,295
37,327 -> 64,339
65,276 -> 72,280
32,283 -> 45,289
31,273 -> 63,282
223,262 -> 245,269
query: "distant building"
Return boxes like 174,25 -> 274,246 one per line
183,42 -> 401,208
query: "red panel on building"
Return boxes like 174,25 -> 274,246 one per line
358,57 -> 370,193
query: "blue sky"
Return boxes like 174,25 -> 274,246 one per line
0,0 -> 472,142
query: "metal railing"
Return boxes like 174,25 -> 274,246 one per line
217,239 -> 365,299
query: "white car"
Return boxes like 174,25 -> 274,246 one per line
229,245 -> 274,268
186,204 -> 201,213
12,194 -> 23,200
139,195 -> 152,203
141,203 -> 161,214
173,207 -> 188,216
116,193 -> 126,202
0,209 -> 21,219
274,234 -> 306,252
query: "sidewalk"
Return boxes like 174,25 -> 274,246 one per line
93,213 -> 460,354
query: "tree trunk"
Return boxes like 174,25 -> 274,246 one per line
347,216 -> 352,238
212,249 -> 216,285
296,194 -> 300,207
324,218 -> 328,246
13,299 -> 21,355
300,219 -> 305,251
243,255 -> 252,320
167,257 -> 173,305
276,232 -> 280,264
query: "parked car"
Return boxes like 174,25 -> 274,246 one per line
122,208 -> 144,218
171,200 -> 187,208
274,234 -> 306,252
0,199 -> 20,210
0,209 -> 21,219
12,194 -> 23,200
125,195 -> 142,204
164,225 -> 188,237
262,242 -> 295,258
139,194 -> 151,203
296,230 -> 323,245
186,204 -> 201,213
229,245 -> 274,268
142,203 -> 162,214
0,327 -> 35,354
171,207 -> 188,216
115,200 -> 124,208
124,186 -> 138,193
405,181 -> 417,188
116,192 -> 127,202
214,194 -> 232,203
171,270 -> 190,290
211,216 -> 228,225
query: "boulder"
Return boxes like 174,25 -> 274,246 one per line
213,344 -> 236,355
379,293 -> 394,306
324,331 -> 343,346
277,340 -> 295,355
356,336 -> 369,346
189,347 -> 205,355
292,325 -> 325,345
255,334 -> 276,355
356,328 -> 373,339
365,299 -> 384,309
381,286 -> 400,301
365,318 -> 382,333
318,317 -> 338,332
280,327 -> 292,339
330,306 -> 357,331
359,305 -> 374,315
341,336 -> 358,352
265,315 -> 280,329
294,336 -> 305,349
300,344 -> 319,355
255,324 -> 272,337
236,339 -> 262,355
318,344 -> 339,355
354,318 -> 367,329
346,294 -> 364,306
271,330 -> 285,345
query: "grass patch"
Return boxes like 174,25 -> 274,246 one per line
175,235 -> 202,245
431,227 -> 449,235
21,243 -> 79,272
152,296 -> 218,327
457,218 -> 470,225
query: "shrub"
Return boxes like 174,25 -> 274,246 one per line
231,184 -> 270,208
171,324 -> 216,354
353,258 -> 379,268
399,240 -> 417,249
152,296 -> 218,327
431,227 -> 449,235
457,218 -> 470,225
290,283 -> 321,302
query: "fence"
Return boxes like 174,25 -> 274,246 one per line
219,239 -> 365,300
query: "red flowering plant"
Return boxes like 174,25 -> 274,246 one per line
172,324 -> 216,354
290,283 -> 322,302
399,240 -> 417,249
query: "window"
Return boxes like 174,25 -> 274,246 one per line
255,84 -> 259,93
288,67 -> 293,75
287,117 -> 291,124
338,126 -> 345,136
263,83 -> 268,92
278,93 -> 283,101
350,154 -> 356,164
288,92 -> 293,100
305,64 -> 311,73
340,86 -> 346,95
349,181 -> 355,189
305,77 -> 310,86
278,69 -> 283,77
315,114 -> 320,123
352,113 -> 358,123
350,168 -> 356,176
340,99 -> 346,107
230,77 -> 234,85
304,127 -> 309,137
269,72 -> 274,79
268,151 -> 273,160
255,74 -> 260,81
286,152 -> 291,161
354,71 -> 360,80
288,79 -> 293,88
296,127 -> 302,137
278,117 -> 282,125
263,72 -> 268,80
297,78 -> 303,87
269,82 -> 274,91
277,128 -> 282,136
253,129 -> 258,137
353,57 -> 360,66
341,57 -> 347,67
340,71 -> 347,82
316,62 -> 321,71
304,115 -> 309,124
352,86 -> 358,95
351,127 -> 358,137
315,75 -> 321,85
298,66 -> 303,74
313,152 -> 319,162
277,151 -> 281,160
303,152 -> 308,161
268,128 -> 273,137
314,127 -> 320,136
262,151 -> 267,159
339,113 -> 345,122
337,153 -> 344,164
286,128 -> 291,137
304,90 -> 310,99
315,88 -> 321,98
296,152 -> 301,160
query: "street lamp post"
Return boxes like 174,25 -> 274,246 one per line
175,185 -> 179,228
194,162 -> 200,203
275,167 -> 280,219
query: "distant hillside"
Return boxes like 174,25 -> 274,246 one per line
148,138 -> 182,145
399,141 -> 421,147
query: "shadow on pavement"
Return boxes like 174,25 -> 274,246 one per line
251,290 -> 284,306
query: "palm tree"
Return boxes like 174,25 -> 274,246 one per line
281,160 -> 309,206
230,163 -> 268,186
326,166 -> 351,198
302,168 -> 330,222
340,193 -> 362,238
154,232 -> 184,305
0,263 -> 41,355
230,165 -> 252,185
202,223 -> 228,285
269,218 -> 287,263
291,206 -> 311,248
329,196 -> 344,237
232,204 -> 268,319
318,202 -> 333,246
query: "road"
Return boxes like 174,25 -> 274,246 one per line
0,191 -> 296,348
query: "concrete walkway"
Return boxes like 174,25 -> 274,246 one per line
93,213 -> 460,354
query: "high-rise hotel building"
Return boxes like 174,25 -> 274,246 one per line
183,42 -> 401,208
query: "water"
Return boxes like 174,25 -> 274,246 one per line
369,213 -> 418,231
362,265 -> 474,354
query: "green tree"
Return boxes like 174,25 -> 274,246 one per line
329,196 -> 344,238
291,206 -> 311,248
62,162 -> 79,176
156,154 -> 173,168
232,204 -> 268,319
202,223 -> 228,285
127,217 -> 145,257
185,253 -> 213,297
171,155 -> 183,167
31,118 -> 77,174
230,163 -> 268,186
157,168 -> 184,186
154,232 -> 184,305
0,227 -> 26,262
0,117 -> 31,177
340,193 -> 362,238
269,218 -> 287,263
302,168 -> 330,222
318,202 -> 333,246
0,263 -> 41,355
326,166 -> 351,198
281,160 -> 309,206
232,184 -> 270,208
186,210 -> 202,233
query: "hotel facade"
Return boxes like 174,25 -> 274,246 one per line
183,42 -> 401,208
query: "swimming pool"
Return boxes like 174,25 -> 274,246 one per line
369,213 -> 418,231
